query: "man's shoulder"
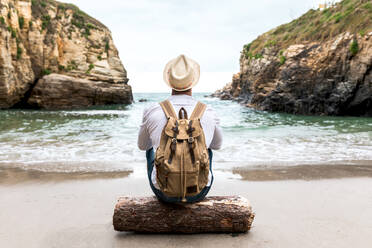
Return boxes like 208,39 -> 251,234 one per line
143,102 -> 161,113
202,102 -> 216,114
199,102 -> 219,125
143,102 -> 161,116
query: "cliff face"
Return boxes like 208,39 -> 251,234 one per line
214,0 -> 372,116
0,0 -> 132,109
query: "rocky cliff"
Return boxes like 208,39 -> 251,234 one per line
0,0 -> 132,109
214,0 -> 372,116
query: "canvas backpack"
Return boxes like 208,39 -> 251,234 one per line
155,100 -> 210,202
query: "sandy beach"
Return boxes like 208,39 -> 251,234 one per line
1,164 -> 372,248
0,0 -> 371,246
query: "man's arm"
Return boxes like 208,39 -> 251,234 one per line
209,109 -> 223,150
137,108 -> 152,151
210,125 -> 223,150
202,106 -> 223,150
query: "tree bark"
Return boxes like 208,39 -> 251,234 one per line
113,195 -> 255,233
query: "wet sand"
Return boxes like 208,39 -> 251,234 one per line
1,165 -> 372,248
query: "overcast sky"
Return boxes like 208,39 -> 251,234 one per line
70,0 -> 338,92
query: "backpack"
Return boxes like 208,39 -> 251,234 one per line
155,100 -> 210,202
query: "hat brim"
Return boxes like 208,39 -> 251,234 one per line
163,57 -> 200,91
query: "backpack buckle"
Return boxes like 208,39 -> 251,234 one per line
188,137 -> 194,143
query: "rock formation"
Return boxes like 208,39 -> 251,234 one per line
28,74 -> 132,109
0,0 -> 132,109
214,0 -> 372,116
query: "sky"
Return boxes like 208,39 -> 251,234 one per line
69,0 -> 340,92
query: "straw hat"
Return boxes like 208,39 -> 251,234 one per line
163,54 -> 200,91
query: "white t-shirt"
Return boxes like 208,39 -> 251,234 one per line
137,94 -> 223,188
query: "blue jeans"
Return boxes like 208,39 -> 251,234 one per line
146,148 -> 214,203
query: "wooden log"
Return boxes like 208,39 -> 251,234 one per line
113,195 -> 255,233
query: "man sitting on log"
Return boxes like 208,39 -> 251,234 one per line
138,54 -> 223,203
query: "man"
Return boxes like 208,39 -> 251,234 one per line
138,54 -> 223,203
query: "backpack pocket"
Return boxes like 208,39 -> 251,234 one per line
164,171 -> 200,197
154,147 -> 164,166
155,148 -> 167,189
156,165 -> 167,190
198,150 -> 210,190
185,171 -> 200,196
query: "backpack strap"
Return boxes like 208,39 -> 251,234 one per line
159,100 -> 178,164
190,101 -> 207,120
159,100 -> 177,119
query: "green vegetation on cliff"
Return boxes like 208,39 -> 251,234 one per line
18,16 -> 24,29
244,0 -> 372,58
350,39 -> 359,55
31,0 -> 105,34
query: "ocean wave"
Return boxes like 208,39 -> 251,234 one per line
1,93 -> 371,172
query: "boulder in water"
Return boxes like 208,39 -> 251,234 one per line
27,74 -> 132,109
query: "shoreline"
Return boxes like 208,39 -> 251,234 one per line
1,162 -> 372,184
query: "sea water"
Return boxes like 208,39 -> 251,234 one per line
0,93 -> 371,172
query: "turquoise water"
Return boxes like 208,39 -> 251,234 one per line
0,93 -> 371,172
